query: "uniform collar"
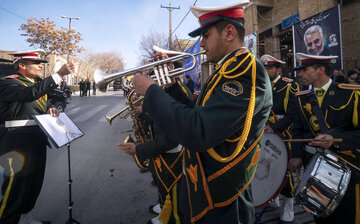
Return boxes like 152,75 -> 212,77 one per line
314,78 -> 332,92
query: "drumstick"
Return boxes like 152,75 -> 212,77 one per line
283,138 -> 343,142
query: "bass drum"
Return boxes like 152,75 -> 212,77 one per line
295,151 -> 351,217
251,131 -> 290,209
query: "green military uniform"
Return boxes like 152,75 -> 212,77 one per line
136,81 -> 193,224
268,77 -> 299,200
268,77 -> 299,136
291,81 -> 360,224
0,73 -> 58,224
141,48 -> 272,224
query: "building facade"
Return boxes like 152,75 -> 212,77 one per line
244,0 -> 360,74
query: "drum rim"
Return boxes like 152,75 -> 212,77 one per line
254,131 -> 291,209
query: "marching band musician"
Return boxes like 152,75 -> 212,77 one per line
288,53 -> 360,224
259,54 -> 299,223
0,50 -> 74,224
131,1 -> 272,223
118,74 -> 193,224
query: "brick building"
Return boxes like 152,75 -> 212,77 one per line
244,0 -> 360,74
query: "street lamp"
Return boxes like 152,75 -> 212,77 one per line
61,15 -> 80,85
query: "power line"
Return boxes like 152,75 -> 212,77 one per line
0,6 -> 27,21
172,0 -> 198,35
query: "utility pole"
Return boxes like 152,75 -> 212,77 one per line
161,3 -> 180,50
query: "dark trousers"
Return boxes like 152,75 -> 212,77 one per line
0,141 -> 47,224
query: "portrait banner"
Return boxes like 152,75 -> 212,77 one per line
293,5 -> 343,70
184,38 -> 202,91
245,33 -> 257,56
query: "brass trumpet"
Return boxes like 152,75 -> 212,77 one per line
105,96 -> 143,125
94,46 -> 206,92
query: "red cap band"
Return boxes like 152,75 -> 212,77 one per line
14,54 -> 39,58
199,8 -> 244,24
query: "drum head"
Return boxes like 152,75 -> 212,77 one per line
252,132 -> 289,209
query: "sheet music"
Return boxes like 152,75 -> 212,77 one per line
33,113 -> 84,148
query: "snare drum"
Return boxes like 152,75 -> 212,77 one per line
251,131 -> 290,209
295,151 -> 351,217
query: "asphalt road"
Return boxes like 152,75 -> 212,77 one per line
28,90 -> 157,224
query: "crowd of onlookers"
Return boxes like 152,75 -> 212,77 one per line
331,67 -> 360,84
78,79 -> 96,97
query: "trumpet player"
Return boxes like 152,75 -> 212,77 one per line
131,1 -> 272,223
118,70 -> 193,224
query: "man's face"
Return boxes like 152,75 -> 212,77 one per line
298,66 -> 319,86
19,60 -> 43,79
265,66 -> 281,81
200,25 -> 226,63
305,30 -> 324,55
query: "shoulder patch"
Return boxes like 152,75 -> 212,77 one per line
295,89 -> 311,96
222,80 -> 243,96
338,83 -> 360,90
5,75 -> 19,79
282,77 -> 294,82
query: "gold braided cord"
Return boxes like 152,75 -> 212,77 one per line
222,54 -> 251,78
207,55 -> 257,162
284,85 -> 290,113
330,91 -> 355,111
353,91 -> 360,127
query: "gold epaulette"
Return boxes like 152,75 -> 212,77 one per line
282,77 -> 294,82
338,83 -> 360,90
235,48 -> 250,56
5,75 -> 19,79
295,89 -> 311,96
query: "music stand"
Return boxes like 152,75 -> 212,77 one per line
33,113 -> 84,224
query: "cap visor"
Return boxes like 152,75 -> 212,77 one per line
293,64 -> 307,71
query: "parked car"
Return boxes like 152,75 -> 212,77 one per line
48,89 -> 69,112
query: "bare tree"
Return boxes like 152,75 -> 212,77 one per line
138,29 -> 169,65
20,17 -> 83,57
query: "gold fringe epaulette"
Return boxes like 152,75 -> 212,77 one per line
338,83 -> 360,90
282,77 -> 294,82
295,89 -> 311,96
235,48 -> 250,56
5,75 -> 19,79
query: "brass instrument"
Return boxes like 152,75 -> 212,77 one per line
94,46 -> 206,92
104,96 -> 143,125
121,90 -> 151,170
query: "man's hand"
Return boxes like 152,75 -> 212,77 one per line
288,158 -> 302,172
117,142 -> 136,156
131,73 -> 155,96
134,105 -> 142,115
57,62 -> 75,77
308,134 -> 334,149
47,108 -> 59,117
152,52 -> 174,70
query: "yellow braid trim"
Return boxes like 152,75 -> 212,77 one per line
353,91 -> 360,127
330,91 -> 355,110
284,85 -> 290,113
222,54 -> 251,78
207,55 -> 256,162
177,81 -> 189,97
172,184 -> 180,224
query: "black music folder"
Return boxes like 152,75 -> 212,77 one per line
33,113 -> 84,148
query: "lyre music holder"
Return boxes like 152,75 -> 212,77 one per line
32,113 -> 84,224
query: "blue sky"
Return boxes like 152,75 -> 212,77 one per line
0,0 -> 242,69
